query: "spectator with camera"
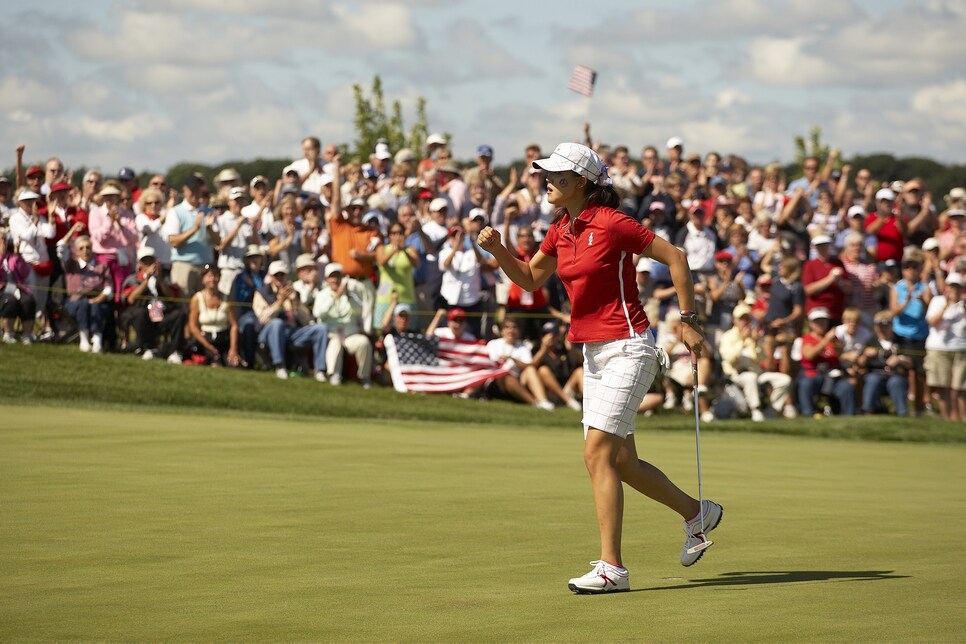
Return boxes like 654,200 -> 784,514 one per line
253,260 -> 328,381
857,311 -> 912,416
121,246 -> 186,363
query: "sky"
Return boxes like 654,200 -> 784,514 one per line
1,0 -> 964,176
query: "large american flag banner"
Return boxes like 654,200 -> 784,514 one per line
384,333 -> 511,394
567,65 -> 597,97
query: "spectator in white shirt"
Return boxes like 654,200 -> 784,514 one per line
924,273 -> 966,420
486,317 -> 554,410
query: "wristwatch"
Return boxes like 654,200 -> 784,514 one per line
679,310 -> 700,326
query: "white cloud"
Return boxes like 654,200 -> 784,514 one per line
747,37 -> 839,86
715,88 -> 752,110
64,113 -> 175,144
911,79 -> 966,118
0,76 -> 62,114
122,65 -> 233,95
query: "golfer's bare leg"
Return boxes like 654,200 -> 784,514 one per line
616,434 -> 700,520
583,428 -> 625,566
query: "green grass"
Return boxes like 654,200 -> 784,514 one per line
2,406 -> 966,641
1,343 -> 963,442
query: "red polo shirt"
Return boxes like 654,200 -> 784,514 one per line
540,205 -> 654,343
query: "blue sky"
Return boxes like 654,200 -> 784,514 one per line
1,0 -> 963,175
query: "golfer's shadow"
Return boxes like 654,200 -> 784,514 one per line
635,570 -> 908,592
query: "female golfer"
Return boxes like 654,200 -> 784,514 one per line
478,142 -> 722,594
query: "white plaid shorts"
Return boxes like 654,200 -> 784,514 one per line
582,330 -> 660,439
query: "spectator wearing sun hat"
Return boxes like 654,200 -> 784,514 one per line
802,234 -> 850,325
87,183 -> 139,305
212,168 -> 241,199
436,158 -> 468,215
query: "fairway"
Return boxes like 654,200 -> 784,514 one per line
2,406 -> 965,641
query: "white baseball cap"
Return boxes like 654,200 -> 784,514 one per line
876,188 -> 896,201
808,307 -> 832,321
532,142 -> 609,186
666,136 -> 684,149
922,238 -> 939,251
16,189 -> 41,201
137,246 -> 156,261
324,262 -> 344,278
374,143 -> 392,160
425,133 -> 447,147
847,205 -> 866,218
268,260 -> 289,276
946,273 -> 964,287
811,234 -> 833,246
468,207 -> 487,224
429,197 -> 449,212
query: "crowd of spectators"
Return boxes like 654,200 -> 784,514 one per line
1,131 -> 964,421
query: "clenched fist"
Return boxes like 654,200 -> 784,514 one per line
477,226 -> 502,252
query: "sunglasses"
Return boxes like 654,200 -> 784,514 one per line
144,200 -> 161,206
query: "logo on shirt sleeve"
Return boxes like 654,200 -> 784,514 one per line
588,232 -> 594,247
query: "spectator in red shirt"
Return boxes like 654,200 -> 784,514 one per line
802,234 -> 850,324
478,142 -> 719,594
503,224 -> 551,342
865,188 -> 905,263
798,307 -> 857,417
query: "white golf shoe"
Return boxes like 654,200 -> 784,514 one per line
680,499 -> 723,567
568,560 -> 629,594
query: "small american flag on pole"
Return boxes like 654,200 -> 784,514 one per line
567,65 -> 597,97
384,333 -> 511,394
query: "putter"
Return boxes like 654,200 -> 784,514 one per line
686,350 -> 712,555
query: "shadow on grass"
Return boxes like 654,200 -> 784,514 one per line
638,570 -> 908,591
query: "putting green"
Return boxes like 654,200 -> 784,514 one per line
1,406 -> 964,641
